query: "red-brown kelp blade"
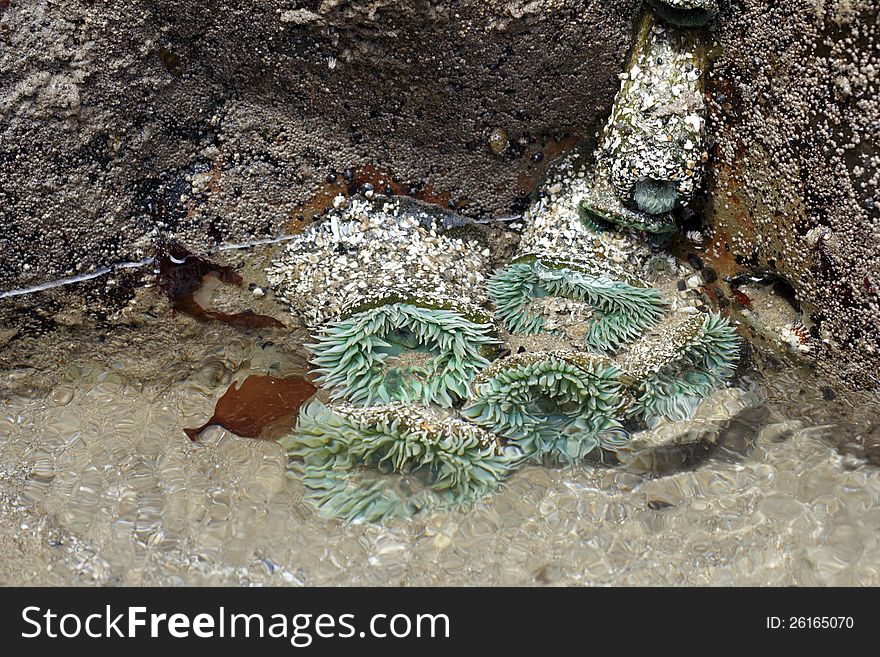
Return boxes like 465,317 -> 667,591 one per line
185,375 -> 316,441
157,242 -> 285,330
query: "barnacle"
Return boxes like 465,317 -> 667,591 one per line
279,400 -> 521,523
488,254 -> 667,352
463,351 -> 630,464
620,312 -> 741,421
645,0 -> 718,27
309,299 -> 498,407
600,9 -> 709,214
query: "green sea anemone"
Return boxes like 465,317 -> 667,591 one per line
488,254 -> 667,352
280,400 -> 521,523
309,299 -> 498,407
645,0 -> 718,27
463,351 -> 630,464
578,166 -> 678,236
622,312 -> 740,422
632,178 -> 679,215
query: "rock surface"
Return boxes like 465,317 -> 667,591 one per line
0,0 -> 637,289
704,0 -> 880,388
1,0 -> 878,389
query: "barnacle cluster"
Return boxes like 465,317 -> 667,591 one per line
266,197 -> 491,328
267,4 -> 741,523
599,9 -> 709,217
576,5 -> 713,235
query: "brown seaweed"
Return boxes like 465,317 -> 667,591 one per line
185,374 -> 317,441
156,242 -> 285,330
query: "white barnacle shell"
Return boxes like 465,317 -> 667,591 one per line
684,114 -> 702,133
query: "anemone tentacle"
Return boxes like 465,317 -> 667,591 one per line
309,301 -> 498,407
488,255 -> 667,353
620,312 -> 741,422
463,351 -> 630,464
279,400 -> 521,523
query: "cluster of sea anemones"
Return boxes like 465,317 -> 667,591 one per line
268,3 -> 738,523
269,198 -> 523,521
268,186 -> 740,522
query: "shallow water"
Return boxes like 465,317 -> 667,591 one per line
2,271 -> 880,586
